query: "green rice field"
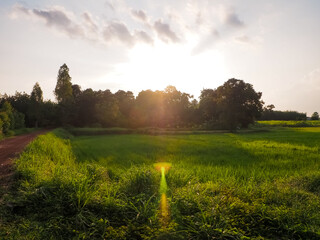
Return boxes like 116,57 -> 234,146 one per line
1,127 -> 320,239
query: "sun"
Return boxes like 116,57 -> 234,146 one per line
104,39 -> 227,97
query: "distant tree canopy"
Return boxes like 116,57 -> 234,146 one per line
311,112 -> 319,120
1,64 -> 314,134
260,106 -> 307,121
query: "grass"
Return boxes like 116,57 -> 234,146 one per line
0,127 -> 320,239
0,128 -> 38,140
11,127 -> 38,136
257,120 -> 320,127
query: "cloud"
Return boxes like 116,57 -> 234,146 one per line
10,3 -> 30,17
221,8 -> 245,28
131,9 -> 147,22
10,3 -> 185,47
82,12 -> 98,32
134,30 -> 154,45
154,19 -> 180,43
192,29 -> 220,55
11,4 -> 84,38
103,21 -> 135,47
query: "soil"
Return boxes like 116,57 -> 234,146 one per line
0,130 -> 48,189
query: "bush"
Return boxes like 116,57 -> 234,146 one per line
0,112 -> 10,134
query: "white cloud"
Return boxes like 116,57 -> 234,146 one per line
103,21 -> 135,47
154,19 -> 180,43
134,30 -> 154,45
82,12 -> 98,33
32,7 -> 84,38
9,4 -> 157,47
131,9 -> 147,22
220,7 -> 245,28
11,4 -> 84,38
9,2 -> 253,54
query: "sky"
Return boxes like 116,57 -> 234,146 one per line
0,0 -> 320,115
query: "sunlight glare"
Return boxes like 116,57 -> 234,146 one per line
104,41 -> 227,97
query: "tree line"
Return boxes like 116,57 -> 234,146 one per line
0,63 -> 315,135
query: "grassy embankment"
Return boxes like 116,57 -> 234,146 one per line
1,127 -> 320,239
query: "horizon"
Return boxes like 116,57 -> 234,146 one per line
1,0 -> 319,115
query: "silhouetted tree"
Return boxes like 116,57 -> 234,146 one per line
217,79 -> 263,129
94,90 -> 119,127
54,64 -> 73,104
135,90 -> 165,127
164,86 -> 191,127
114,90 -> 135,126
29,82 -> 43,127
311,112 -> 319,120
54,64 -> 74,125
199,89 -> 219,124
75,88 -> 97,126
72,84 -> 82,99
260,109 -> 306,120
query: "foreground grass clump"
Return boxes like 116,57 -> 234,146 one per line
0,129 -> 163,239
1,127 -> 320,239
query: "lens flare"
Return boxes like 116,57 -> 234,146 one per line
155,162 -> 171,227
154,162 -> 171,172
160,193 -> 169,225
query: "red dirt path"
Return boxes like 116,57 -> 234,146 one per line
0,130 -> 48,188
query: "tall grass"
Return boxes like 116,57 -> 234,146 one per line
1,127 -> 320,239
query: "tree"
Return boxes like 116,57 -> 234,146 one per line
163,86 -> 192,127
94,90 -> 119,127
0,101 -> 13,134
30,82 -> 43,127
199,89 -> 219,122
54,64 -> 74,126
114,90 -> 135,126
72,84 -> 82,99
216,78 -> 263,130
135,90 -> 165,127
31,82 -> 43,103
54,64 -> 73,104
311,112 -> 319,120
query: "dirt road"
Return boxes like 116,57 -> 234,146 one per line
0,130 -> 48,188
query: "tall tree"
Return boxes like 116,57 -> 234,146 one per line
54,64 -> 73,104
30,82 -> 43,127
31,82 -> 43,103
54,64 -> 74,126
